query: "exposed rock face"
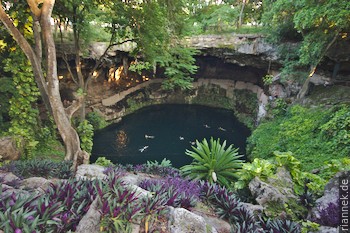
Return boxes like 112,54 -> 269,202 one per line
249,177 -> 287,206
311,226 -> 338,233
311,171 -> 350,221
184,34 -> 279,70
20,177 -> 52,193
0,136 -> 22,161
0,171 -> 21,186
168,207 -> 218,233
75,164 -> 107,180
249,167 -> 298,218
75,198 -> 101,233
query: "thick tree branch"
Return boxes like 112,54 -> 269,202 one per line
297,32 -> 339,99
62,52 -> 79,85
32,16 -> 42,62
27,0 -> 42,18
65,99 -> 83,120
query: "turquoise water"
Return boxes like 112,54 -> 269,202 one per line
91,104 -> 250,168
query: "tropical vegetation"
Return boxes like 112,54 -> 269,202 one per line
180,137 -> 244,187
0,0 -> 349,232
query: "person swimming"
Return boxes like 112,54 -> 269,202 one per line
139,145 -> 149,152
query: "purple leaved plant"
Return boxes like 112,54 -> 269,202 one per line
140,176 -> 200,209
313,202 -> 340,227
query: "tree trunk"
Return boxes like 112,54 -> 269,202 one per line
238,0 -> 246,28
297,33 -> 339,99
0,0 -> 88,170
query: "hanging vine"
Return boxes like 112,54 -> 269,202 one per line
4,50 -> 41,159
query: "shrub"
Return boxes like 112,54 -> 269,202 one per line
234,158 -> 276,190
86,111 -> 107,130
139,177 -> 200,209
181,137 -> 244,187
0,178 -> 97,232
77,120 -> 94,154
2,159 -> 73,179
94,157 -> 113,167
247,104 -> 348,172
260,218 -> 301,232
133,163 -> 181,178
313,202 -> 340,227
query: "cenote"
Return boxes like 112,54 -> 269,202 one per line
91,104 -> 251,168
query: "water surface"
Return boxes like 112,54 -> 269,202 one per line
91,104 -> 250,168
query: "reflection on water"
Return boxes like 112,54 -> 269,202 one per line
115,130 -> 128,149
91,104 -> 251,168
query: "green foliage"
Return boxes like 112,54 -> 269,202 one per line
234,158 -> 276,190
235,151 -> 326,197
262,74 -> 274,86
0,77 -> 15,131
181,137 -> 244,187
271,98 -> 288,116
274,151 -> 300,171
262,0 -> 350,83
195,4 -> 239,34
146,158 -> 172,168
95,157 -> 113,167
321,158 -> 350,180
128,61 -> 152,75
273,151 -> 326,196
248,104 -> 349,172
86,111 -> 108,131
4,51 -> 41,159
2,159 -> 73,179
232,89 -> 258,129
159,46 -> 198,90
77,120 -> 94,154
320,105 -> 350,153
301,220 -> 320,233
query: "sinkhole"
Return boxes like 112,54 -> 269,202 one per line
91,104 -> 251,168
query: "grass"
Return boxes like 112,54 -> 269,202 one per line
33,140 -> 65,162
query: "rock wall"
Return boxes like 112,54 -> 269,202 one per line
92,78 -> 268,126
184,34 -> 280,70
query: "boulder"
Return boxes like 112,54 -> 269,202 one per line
249,177 -> 287,206
75,164 -> 107,180
75,198 -> 101,233
311,171 -> 350,221
0,172 -> 21,187
311,226 -> 338,233
0,136 -> 22,161
199,214 -> 230,233
267,167 -> 296,199
310,73 -> 332,86
20,177 -> 52,193
241,203 -> 264,216
268,83 -> 287,98
168,207 -> 217,233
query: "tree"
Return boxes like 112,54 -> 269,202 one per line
0,0 -> 88,169
262,0 -> 350,98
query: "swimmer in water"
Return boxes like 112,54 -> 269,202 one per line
139,145 -> 149,152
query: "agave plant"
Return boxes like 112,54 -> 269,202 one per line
181,137 -> 244,187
